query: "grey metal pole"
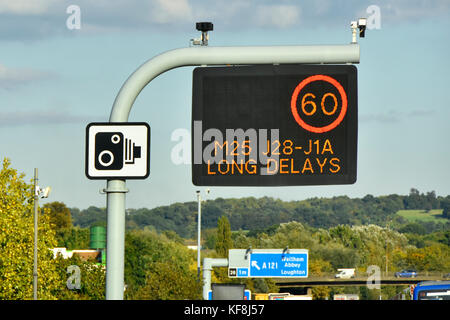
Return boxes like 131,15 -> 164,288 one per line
197,191 -> 201,279
33,168 -> 38,300
105,180 -> 128,300
105,42 -> 360,300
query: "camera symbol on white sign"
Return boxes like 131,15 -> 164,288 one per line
86,123 -> 150,179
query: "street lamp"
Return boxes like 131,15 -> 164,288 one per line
33,168 -> 51,300
196,189 -> 210,280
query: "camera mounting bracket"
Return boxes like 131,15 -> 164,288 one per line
190,22 -> 213,46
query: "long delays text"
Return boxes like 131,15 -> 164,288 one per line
206,138 -> 341,176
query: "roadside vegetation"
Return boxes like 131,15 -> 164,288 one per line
1,158 -> 448,299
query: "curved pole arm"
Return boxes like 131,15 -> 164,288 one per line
109,44 -> 359,122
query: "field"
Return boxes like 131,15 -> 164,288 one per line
396,209 -> 447,224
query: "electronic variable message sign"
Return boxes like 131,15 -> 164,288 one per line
192,65 -> 357,186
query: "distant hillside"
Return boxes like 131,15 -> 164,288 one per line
70,189 -> 450,238
396,209 -> 447,224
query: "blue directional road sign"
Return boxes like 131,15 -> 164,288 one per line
250,252 -> 308,278
228,249 -> 308,278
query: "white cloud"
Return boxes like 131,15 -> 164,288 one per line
360,109 -> 435,123
0,0 -> 59,15
0,109 -> 91,126
0,0 -> 449,40
0,64 -> 54,89
381,0 -> 450,21
151,0 -> 193,23
254,5 -> 301,28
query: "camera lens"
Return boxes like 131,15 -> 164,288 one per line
98,150 -> 114,167
111,134 -> 121,144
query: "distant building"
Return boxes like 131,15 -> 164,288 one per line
333,294 -> 359,300
51,247 -> 72,259
51,247 -> 103,263
184,240 -> 200,251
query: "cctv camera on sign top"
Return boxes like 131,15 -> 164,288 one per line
358,18 -> 367,37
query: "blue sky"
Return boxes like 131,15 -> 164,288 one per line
0,0 -> 449,210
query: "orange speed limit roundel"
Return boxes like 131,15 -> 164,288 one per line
290,74 -> 348,133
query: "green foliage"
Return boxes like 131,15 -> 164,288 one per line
52,255 -> 106,300
70,206 -> 106,228
404,189 -> 440,210
3,158 -> 446,301
124,229 -> 201,300
229,221 -> 446,277
392,243 -> 450,271
202,228 -> 218,250
0,159 -> 60,299
43,201 -> 72,232
442,197 -> 450,218
131,261 -> 201,300
396,209 -> 447,224
398,222 -> 427,235
43,201 -> 76,247
59,227 -> 90,250
0,159 -> 106,300
215,216 -> 232,257
70,189 -> 448,241
312,286 -> 331,300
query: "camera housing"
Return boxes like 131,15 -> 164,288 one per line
95,132 -> 124,170
94,132 -> 142,170
358,18 -> 367,38
196,22 -> 213,32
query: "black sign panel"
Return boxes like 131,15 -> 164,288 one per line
211,283 -> 245,300
192,65 -> 357,186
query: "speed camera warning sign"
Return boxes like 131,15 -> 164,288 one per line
192,64 -> 357,186
85,122 -> 150,179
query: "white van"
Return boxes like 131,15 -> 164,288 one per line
335,268 -> 355,279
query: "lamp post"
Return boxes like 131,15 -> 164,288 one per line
196,189 -> 210,280
32,168 -> 51,300
33,169 -> 38,300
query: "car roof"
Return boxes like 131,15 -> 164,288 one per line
417,280 -> 450,287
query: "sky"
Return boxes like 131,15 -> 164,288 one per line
0,0 -> 449,210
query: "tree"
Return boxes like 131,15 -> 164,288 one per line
43,201 -> 73,247
441,198 -> 450,219
125,229 -> 201,299
398,223 -> 426,235
43,201 -> 72,231
215,216 -> 232,257
312,286 -> 331,300
53,255 -> 106,300
0,159 -> 61,299
60,227 -> 90,250
132,261 -> 201,300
